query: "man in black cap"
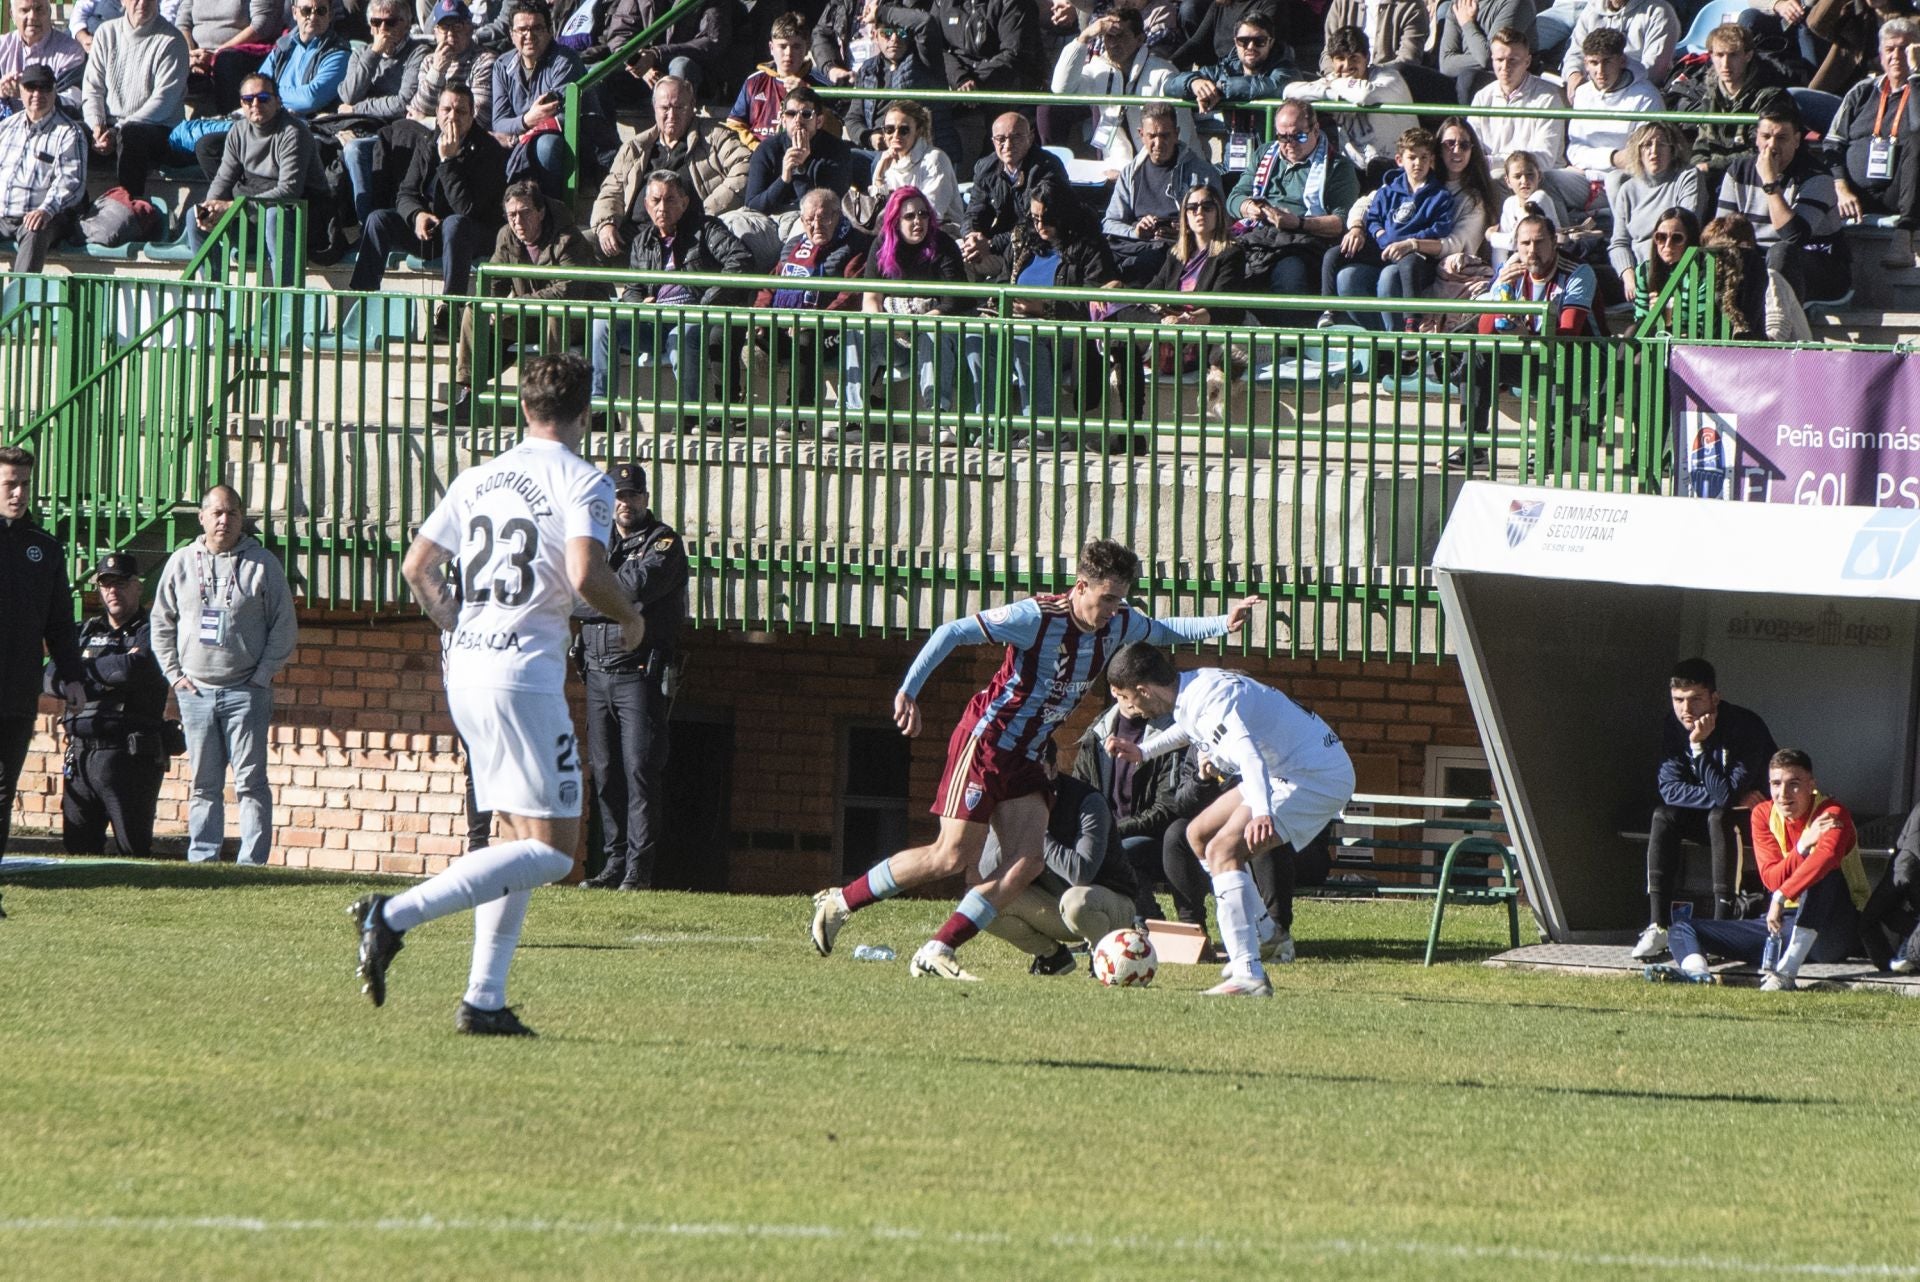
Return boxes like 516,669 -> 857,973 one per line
575,462 -> 687,890
0,62 -> 90,272
0,445 -> 84,917
54,551 -> 174,859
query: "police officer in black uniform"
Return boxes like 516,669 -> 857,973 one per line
54,552 -> 174,859
576,463 -> 688,891
0,445 -> 85,918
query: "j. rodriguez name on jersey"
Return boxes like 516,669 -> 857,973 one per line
420,440 -> 612,693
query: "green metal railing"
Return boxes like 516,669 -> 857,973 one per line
558,0 -> 1760,188
0,264 -> 1672,661
561,0 -> 709,196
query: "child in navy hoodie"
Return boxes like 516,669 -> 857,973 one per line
1319,127 -> 1455,333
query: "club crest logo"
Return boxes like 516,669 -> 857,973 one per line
963,784 -> 984,812
559,781 -> 579,807
1506,499 -> 1545,547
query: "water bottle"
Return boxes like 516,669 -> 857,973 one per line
852,944 -> 895,962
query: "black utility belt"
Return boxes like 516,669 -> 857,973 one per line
74,730 -> 165,754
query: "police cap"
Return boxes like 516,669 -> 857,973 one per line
92,552 -> 139,581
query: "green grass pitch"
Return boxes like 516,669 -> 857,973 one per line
2,861 -> 1917,1281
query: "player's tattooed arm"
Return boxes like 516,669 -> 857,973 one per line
402,536 -> 462,633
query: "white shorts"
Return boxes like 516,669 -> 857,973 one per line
449,685 -> 582,819
1267,758 -> 1357,851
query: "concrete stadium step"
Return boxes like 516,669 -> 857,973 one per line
1807,307 -> 1920,348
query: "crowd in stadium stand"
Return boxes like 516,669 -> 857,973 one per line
4,0 -> 1919,385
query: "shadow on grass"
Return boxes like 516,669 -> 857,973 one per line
0,862 -> 397,892
1302,937 -> 1480,964
682,1035 -> 1843,1110
989,1053 -> 1847,1109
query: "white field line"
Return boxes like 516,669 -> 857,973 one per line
624,933 -> 773,944
0,1216 -> 1913,1277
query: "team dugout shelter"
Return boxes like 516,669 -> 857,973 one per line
1433,483 -> 1920,943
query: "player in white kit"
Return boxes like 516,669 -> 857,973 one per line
1105,642 -> 1355,997
347,354 -> 646,1036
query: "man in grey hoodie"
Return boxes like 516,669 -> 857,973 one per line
150,486 -> 298,866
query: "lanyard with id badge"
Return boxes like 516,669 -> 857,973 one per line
1869,80 -> 1909,182
195,547 -> 239,649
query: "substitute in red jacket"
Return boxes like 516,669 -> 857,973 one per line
1660,748 -> 1870,991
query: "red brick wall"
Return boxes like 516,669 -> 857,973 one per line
10,612 -> 479,875
8,615 -> 1480,886
681,635 -> 1479,894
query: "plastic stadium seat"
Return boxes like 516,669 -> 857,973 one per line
1679,0 -> 1754,53
309,293 -> 415,351
142,206 -> 202,262
0,274 -> 66,327
1789,87 -> 1841,137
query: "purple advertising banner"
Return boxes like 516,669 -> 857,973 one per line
1668,345 -> 1920,506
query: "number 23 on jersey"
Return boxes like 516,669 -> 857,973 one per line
461,515 -> 541,608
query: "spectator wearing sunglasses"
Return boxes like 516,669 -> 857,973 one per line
1165,9 -> 1294,170
745,83 -> 853,219
0,0 -> 87,116
846,17 -> 957,163
868,99 -> 965,235
254,0 -> 349,115
725,11 -> 841,152
329,0 -> 427,222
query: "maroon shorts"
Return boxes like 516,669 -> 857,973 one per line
931,720 -> 1051,822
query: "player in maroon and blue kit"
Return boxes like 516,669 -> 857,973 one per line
809,538 -> 1259,979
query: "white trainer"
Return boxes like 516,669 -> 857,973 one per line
810,888 -> 850,957
1203,973 -> 1274,998
909,940 -> 981,982
1629,923 -> 1668,961
1226,932 -> 1297,978
1759,972 -> 1798,992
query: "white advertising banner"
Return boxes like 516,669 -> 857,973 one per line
1433,482 -> 1920,601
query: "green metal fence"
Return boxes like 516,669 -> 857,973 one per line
1,258 -> 1673,661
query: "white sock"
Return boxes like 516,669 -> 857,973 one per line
465,888 -> 532,1010
1211,869 -> 1267,981
1680,952 -> 1710,976
382,840 -> 574,934
1776,926 -> 1818,979
1254,907 -> 1276,945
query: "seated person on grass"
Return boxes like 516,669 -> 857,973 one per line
1633,657 -> 1776,961
1073,691 -> 1193,923
979,742 -> 1143,977
1651,748 -> 1871,991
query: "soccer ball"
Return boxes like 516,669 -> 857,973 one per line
1091,928 -> 1157,988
